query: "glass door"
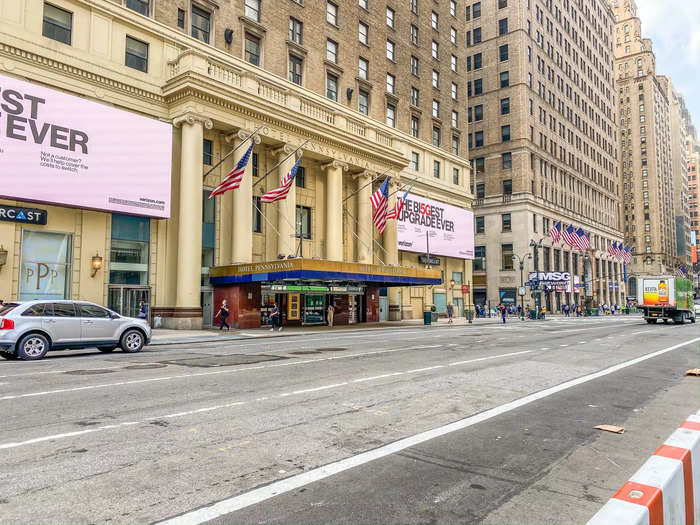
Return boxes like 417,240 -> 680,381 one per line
108,285 -> 151,321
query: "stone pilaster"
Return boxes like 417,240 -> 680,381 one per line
321,160 -> 348,261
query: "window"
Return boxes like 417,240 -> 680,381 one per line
126,0 -> 149,16
191,5 -> 211,43
326,39 -> 338,63
410,24 -> 419,45
499,44 -> 508,61
244,33 -> 260,65
22,303 -> 47,317
386,39 -> 395,60
410,87 -> 419,106
296,206 -> 311,239
359,22 -> 369,45
411,116 -> 420,138
451,136 -> 459,155
53,303 -> 77,317
502,244 -> 514,270
432,99 -> 440,118
432,126 -> 441,147
110,214 -> 150,285
501,125 -> 510,142
474,157 -> 485,174
451,82 -> 458,100
359,57 -> 369,79
433,160 -> 441,179
473,53 -> 482,69
498,0 -> 507,7
474,104 -> 483,121
252,152 -> 259,177
386,104 -> 396,127
326,73 -> 338,101
432,40 -> 439,59
411,55 -> 419,76
245,0 -> 260,21
473,130 -> 482,147
451,110 -> 458,127
476,184 -> 485,198
502,152 -> 512,169
359,90 -> 369,114
450,26 -> 457,44
289,17 -> 303,44
473,27 -> 482,43
450,0 -> 457,17
500,97 -> 510,115
498,18 -> 508,35
295,166 -> 306,188
80,304 -> 111,318
386,7 -> 395,28
474,78 -> 482,94
451,54 -> 457,72
476,216 -> 485,233
474,246 -> 486,270
125,36 -> 148,72
289,54 -> 303,85
503,179 -> 512,194
502,213 -> 511,231
411,151 -> 420,170
326,1 -> 338,25
386,73 -> 396,94
500,71 -> 509,87
453,167 -> 460,184
411,0 -> 418,14
177,8 -> 185,28
202,139 -> 213,165
359,0 -> 368,8
252,196 -> 262,233
43,3 -> 72,45
473,2 -> 481,18
431,11 -> 439,30
432,69 -> 439,88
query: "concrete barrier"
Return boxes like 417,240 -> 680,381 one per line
587,411 -> 700,525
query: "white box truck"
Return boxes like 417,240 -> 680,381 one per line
635,276 -> 695,324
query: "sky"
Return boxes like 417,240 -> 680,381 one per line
635,0 -> 700,134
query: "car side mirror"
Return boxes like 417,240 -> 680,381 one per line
110,313 -> 120,319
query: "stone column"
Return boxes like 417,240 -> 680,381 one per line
384,179 -> 401,320
322,161 -> 348,261
273,144 -> 297,259
217,135 -> 234,265
229,129 -> 261,264
173,113 -> 212,328
356,171 -> 373,264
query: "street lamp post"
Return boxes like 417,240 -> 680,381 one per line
529,238 -> 546,319
511,252 -> 532,320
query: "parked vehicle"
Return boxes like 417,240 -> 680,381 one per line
633,276 -> 695,325
0,300 -> 151,361
694,299 -> 700,317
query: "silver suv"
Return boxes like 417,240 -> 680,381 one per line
0,300 -> 151,361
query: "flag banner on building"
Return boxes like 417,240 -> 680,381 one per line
209,143 -> 255,198
622,245 -> 632,264
549,221 -> 562,244
674,266 -> 688,278
261,153 -> 303,203
575,228 -> 590,250
387,185 -> 413,221
370,177 -> 390,234
608,241 -> 617,259
614,241 -> 624,260
562,224 -> 578,248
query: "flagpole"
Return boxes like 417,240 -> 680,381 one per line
342,205 -> 387,265
388,175 -> 423,199
342,167 -> 392,203
252,139 -> 310,189
203,125 -> 263,179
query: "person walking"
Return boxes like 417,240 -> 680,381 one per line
269,302 -> 281,331
499,303 -> 507,324
446,303 -> 454,324
137,300 -> 148,321
216,300 -> 230,331
327,303 -> 335,328
540,305 -> 546,320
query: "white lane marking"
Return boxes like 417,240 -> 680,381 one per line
540,347 -> 550,351
448,350 -> 531,366
403,366 -> 445,374
631,330 -> 654,335
0,349 -> 531,451
579,341 -> 586,344
560,344 -> 569,347
155,336 -> 700,525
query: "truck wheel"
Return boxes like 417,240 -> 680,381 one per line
663,319 -> 669,324
646,319 -> 657,324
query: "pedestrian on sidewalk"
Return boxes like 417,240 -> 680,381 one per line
327,303 -> 335,328
137,301 -> 148,321
269,303 -> 281,331
216,300 -> 230,331
446,303 -> 454,324
499,303 -> 507,324
540,305 -> 546,319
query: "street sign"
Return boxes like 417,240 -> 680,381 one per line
518,287 -> 526,296
461,284 -> 469,294
418,255 -> 441,265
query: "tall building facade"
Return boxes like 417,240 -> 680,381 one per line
0,0 -> 473,329
688,132 -> 699,254
466,0 -> 624,311
613,0 -> 676,276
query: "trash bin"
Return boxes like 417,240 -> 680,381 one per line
423,311 -> 432,325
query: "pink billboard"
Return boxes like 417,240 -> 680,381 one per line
0,73 -> 172,218
397,194 -> 474,259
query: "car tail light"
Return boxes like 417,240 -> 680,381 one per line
0,318 -> 14,330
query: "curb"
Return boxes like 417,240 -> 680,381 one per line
587,409 -> 700,525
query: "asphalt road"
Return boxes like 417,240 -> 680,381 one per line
0,316 -> 698,525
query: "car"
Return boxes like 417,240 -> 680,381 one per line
0,300 -> 151,361
694,300 -> 700,316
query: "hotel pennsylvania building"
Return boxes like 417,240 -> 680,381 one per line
0,0 -> 473,328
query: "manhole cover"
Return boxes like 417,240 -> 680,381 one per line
160,354 -> 286,368
124,363 -> 168,370
316,348 -> 348,352
64,369 -> 116,375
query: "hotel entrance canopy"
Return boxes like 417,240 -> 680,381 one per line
209,259 -> 442,287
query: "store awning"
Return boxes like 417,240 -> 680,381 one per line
209,259 -> 442,287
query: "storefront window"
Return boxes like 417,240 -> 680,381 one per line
110,214 -> 150,285
19,230 -> 72,300
452,271 -> 463,285
202,190 -> 215,286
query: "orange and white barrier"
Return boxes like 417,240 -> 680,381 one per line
587,412 -> 700,525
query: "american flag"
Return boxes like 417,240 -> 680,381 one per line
549,221 -> 562,244
576,228 -> 590,250
562,224 -> 578,248
674,266 -> 689,278
371,178 -> 390,234
261,154 -> 303,203
209,143 -> 255,198
609,241 -> 622,260
622,245 -> 632,264
387,185 -> 412,221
